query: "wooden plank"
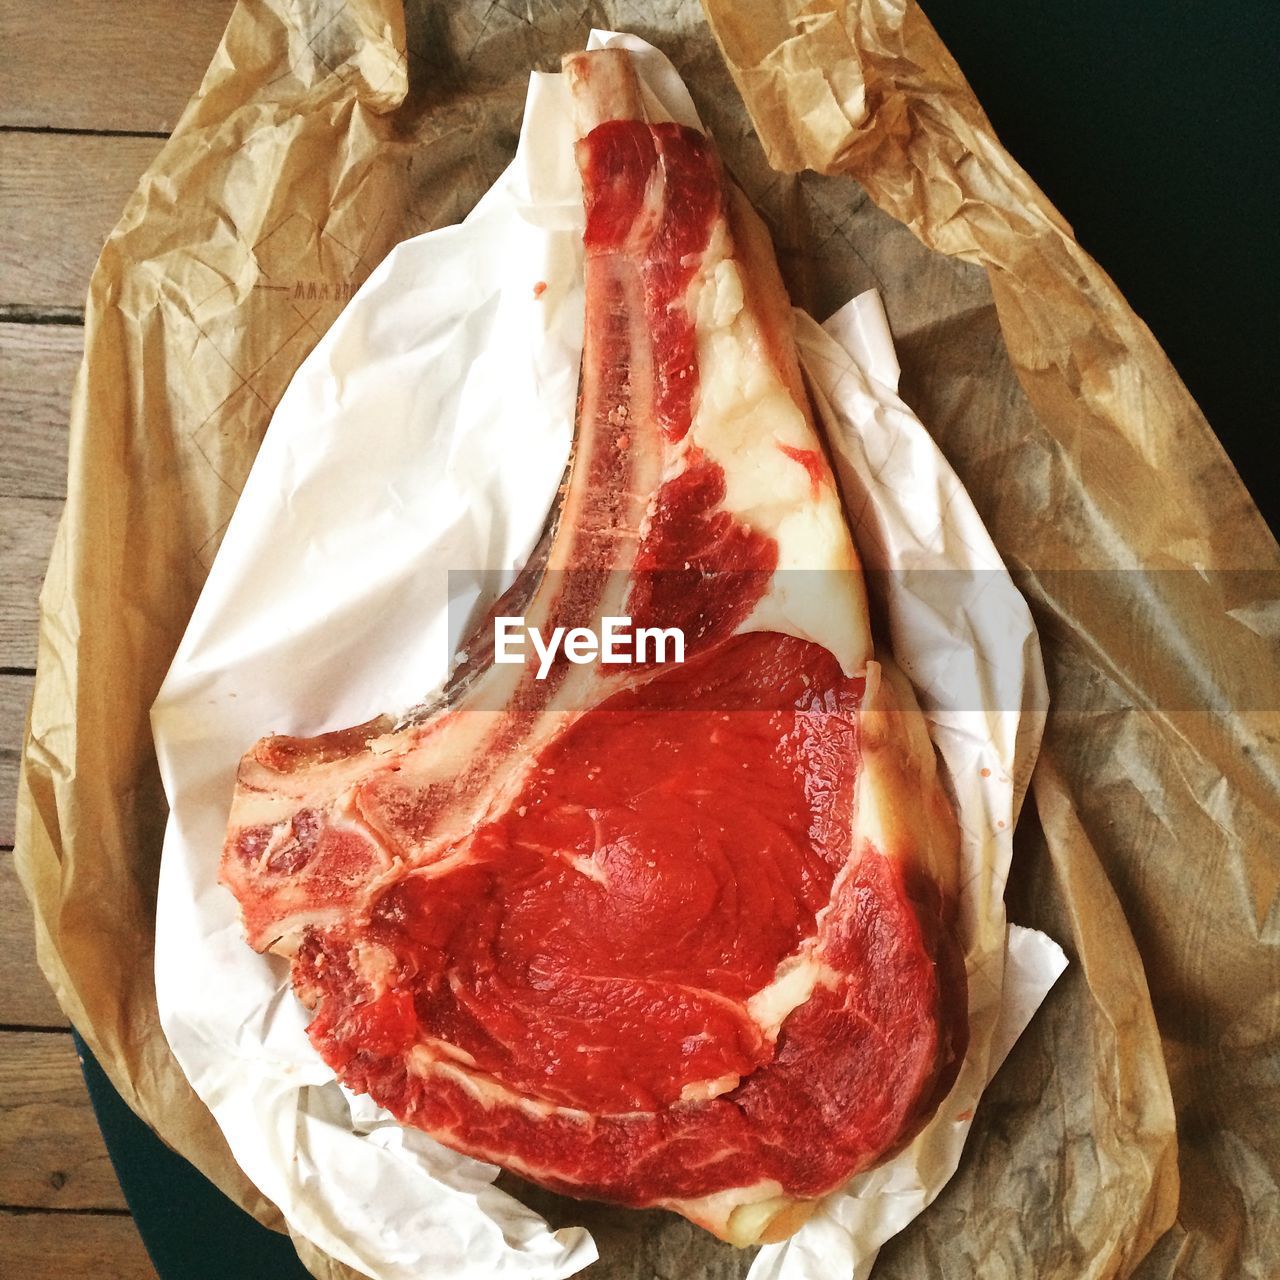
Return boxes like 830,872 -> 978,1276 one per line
0,1031 -> 127,1209
0,1209 -> 155,1279
0,497 -> 61,669
0,133 -> 162,313
0,0 -> 234,134
0,850 -> 66,1027
1,675 -> 35,849
0,322 -> 79,499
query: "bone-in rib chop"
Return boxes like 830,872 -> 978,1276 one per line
221,48 -> 967,1247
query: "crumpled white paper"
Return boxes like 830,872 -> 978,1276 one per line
153,30 -> 1066,1280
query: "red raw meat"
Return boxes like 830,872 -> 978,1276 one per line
222,48 -> 966,1246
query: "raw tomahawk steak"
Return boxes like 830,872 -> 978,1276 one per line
222,49 -> 967,1246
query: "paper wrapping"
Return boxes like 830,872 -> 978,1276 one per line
13,1 -> 1278,1278
145,25 -> 1063,1269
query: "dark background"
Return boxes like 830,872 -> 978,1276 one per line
85,4 -> 1279,1280
922,0 -> 1278,535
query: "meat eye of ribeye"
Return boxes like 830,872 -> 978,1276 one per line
220,46 -> 967,1249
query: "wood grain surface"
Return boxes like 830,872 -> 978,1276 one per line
0,678 -> 35,848
0,1032 -> 128,1209
0,0 -> 235,133
0,133 -> 164,317
0,322 -> 80,499
0,853 -> 66,1028
0,5 -> 237,1277
0,498 -> 61,670
0,1210 -> 156,1280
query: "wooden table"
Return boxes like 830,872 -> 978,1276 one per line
1,4 -> 235,1275
1,3 -> 1274,1278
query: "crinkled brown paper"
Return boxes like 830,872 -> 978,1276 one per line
15,2 -> 1279,1277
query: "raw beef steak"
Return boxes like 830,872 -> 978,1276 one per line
222,48 -> 967,1246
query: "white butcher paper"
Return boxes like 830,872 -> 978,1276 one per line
153,30 -> 1065,1280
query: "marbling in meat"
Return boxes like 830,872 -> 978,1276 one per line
222,48 -> 967,1247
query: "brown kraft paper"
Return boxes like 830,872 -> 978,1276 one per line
14,1 -> 1279,1276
